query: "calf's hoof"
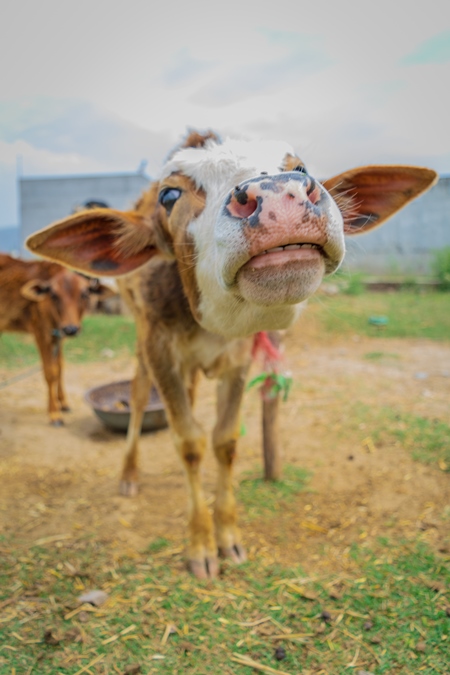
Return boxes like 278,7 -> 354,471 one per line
189,555 -> 219,580
119,479 -> 138,497
50,418 -> 64,427
219,543 -> 247,564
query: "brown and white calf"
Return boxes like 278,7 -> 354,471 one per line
0,253 -> 113,425
27,131 -> 437,576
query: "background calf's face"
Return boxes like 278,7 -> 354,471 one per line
21,271 -> 112,336
47,271 -> 91,335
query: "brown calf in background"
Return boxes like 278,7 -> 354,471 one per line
0,253 -> 113,425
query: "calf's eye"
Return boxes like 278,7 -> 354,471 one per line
158,187 -> 182,214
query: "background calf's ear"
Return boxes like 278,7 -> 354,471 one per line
26,208 -> 158,277
88,281 -> 117,299
322,166 -> 438,235
20,279 -> 50,302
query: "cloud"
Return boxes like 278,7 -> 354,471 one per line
0,97 -> 172,174
402,30 -> 450,65
191,31 -> 330,107
162,47 -> 216,86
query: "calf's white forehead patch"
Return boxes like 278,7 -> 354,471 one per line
161,138 -> 296,193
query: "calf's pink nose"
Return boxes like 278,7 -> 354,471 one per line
227,174 -> 321,221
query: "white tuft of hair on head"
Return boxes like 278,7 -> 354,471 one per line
162,137 -> 296,194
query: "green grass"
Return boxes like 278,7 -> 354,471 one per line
309,290 -> 450,340
341,405 -> 450,472
0,315 -> 136,370
363,351 -> 400,361
238,465 -> 310,518
432,246 -> 450,290
147,537 -> 171,554
333,270 -> 366,295
374,410 -> 450,471
0,332 -> 39,369
64,315 -> 136,363
0,535 -> 448,674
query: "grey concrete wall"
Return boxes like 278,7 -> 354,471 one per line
19,171 -> 450,274
343,175 -> 450,276
0,225 -> 20,254
20,172 -> 149,258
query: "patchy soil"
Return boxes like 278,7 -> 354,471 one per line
1,320 -> 449,575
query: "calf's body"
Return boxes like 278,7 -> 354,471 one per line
27,132 -> 437,576
118,257 -> 253,576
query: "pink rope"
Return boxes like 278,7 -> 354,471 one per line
252,331 -> 283,372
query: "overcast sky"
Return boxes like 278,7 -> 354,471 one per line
1,0 -> 449,228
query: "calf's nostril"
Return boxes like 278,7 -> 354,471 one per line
233,197 -> 258,219
306,177 -> 320,204
307,185 -> 320,205
229,188 -> 259,219
235,190 -> 249,206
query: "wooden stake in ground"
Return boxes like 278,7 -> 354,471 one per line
263,388 -> 281,480
251,331 -> 288,481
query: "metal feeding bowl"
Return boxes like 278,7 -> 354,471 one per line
85,380 -> 168,433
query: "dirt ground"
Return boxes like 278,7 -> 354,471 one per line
1,320 -> 449,575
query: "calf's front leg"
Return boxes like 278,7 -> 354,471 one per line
150,359 -> 218,579
34,330 -> 64,426
120,357 -> 152,496
175,430 -> 217,579
213,365 -> 250,563
56,342 -> 70,412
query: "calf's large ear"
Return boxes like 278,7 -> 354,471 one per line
26,208 -> 157,277
322,166 -> 438,235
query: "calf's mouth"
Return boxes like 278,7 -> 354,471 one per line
243,242 -> 325,270
235,239 -> 327,306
